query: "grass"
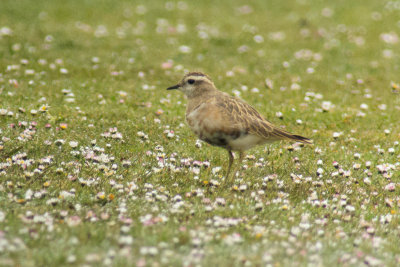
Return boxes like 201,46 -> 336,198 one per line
0,0 -> 400,266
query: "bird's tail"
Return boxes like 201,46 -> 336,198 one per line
288,134 -> 313,144
272,128 -> 313,145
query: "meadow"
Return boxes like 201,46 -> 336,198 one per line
0,0 -> 400,266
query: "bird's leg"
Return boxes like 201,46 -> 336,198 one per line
226,150 -> 234,181
266,147 -> 274,172
271,150 -> 276,172
230,151 -> 245,179
236,151 -> 245,176
238,151 -> 245,164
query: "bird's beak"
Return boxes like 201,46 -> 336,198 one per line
167,84 -> 180,90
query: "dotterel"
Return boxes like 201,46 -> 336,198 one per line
167,72 -> 312,180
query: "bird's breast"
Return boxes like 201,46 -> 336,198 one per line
186,106 -> 263,151
186,107 -> 207,138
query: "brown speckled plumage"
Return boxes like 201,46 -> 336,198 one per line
167,72 -> 312,180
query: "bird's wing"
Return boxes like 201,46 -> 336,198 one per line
215,95 -> 312,144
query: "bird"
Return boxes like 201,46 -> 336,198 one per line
167,72 -> 312,180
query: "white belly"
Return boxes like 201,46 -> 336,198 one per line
228,134 -> 266,151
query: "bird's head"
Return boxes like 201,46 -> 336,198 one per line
167,72 -> 215,98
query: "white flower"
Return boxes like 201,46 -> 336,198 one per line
118,236 -> 134,246
384,183 -> 395,192
253,35 -> 264,43
291,83 -> 301,90
378,104 -> 387,110
60,68 -> 69,74
68,141 -> 78,148
275,111 -> 283,119
0,211 -> 5,222
212,167 -> 221,174
25,69 -> 35,75
55,139 -> 65,146
59,191 -> 75,199
178,45 -> 191,54
380,32 -> 399,44
0,26 -> 13,36
363,177 -> 371,185
321,101 -> 333,111
269,31 -> 286,41
39,104 -> 49,112
332,132 -> 342,139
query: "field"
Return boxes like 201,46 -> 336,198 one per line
1,0 -> 400,266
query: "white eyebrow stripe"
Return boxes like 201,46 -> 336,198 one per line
185,76 -> 212,83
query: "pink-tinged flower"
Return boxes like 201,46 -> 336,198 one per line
155,109 -> 164,116
385,183 -> 396,192
377,163 -> 395,173
118,216 -> 133,225
136,259 -> 146,267
66,216 -> 81,227
161,61 -> 173,69
100,212 -> 110,220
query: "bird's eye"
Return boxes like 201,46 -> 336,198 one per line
188,79 -> 195,84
